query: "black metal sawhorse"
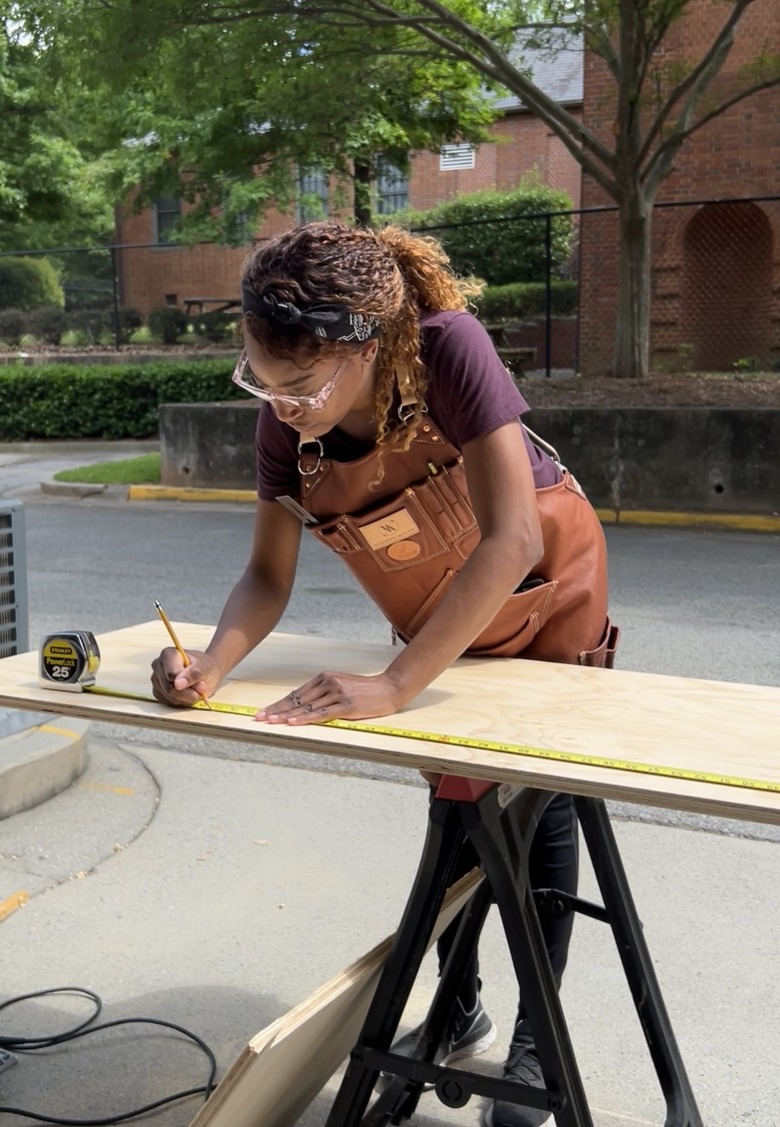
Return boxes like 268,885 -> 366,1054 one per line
324,776 -> 703,1127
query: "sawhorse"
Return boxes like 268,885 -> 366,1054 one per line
325,778 -> 703,1127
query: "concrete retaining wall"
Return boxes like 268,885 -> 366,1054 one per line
159,403 -> 780,513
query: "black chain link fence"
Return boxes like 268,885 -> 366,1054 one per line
2,195 -> 779,376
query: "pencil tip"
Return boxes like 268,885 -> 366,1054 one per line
154,600 -> 162,610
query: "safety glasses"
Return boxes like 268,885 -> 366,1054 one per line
231,351 -> 348,410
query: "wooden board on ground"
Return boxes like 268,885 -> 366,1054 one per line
0,624 -> 778,823
188,870 -> 483,1127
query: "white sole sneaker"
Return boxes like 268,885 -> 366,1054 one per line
440,1019 -> 498,1065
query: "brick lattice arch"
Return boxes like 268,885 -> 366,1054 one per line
682,202 -> 773,370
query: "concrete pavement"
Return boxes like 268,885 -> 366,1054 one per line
1,733 -> 778,1127
1,442 -> 778,1126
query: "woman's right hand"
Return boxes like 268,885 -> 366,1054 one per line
150,647 -> 223,707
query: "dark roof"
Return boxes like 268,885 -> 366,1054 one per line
493,31 -> 583,110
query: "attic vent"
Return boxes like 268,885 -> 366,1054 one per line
0,501 -> 29,659
439,144 -> 476,171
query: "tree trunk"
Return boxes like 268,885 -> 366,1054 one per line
612,191 -> 652,378
353,160 -> 372,228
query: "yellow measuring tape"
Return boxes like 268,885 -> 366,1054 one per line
84,684 -> 780,796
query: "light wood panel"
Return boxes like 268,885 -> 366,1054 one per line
188,871 -> 483,1127
0,623 -> 778,823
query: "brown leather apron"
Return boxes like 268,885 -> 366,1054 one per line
295,418 -> 618,667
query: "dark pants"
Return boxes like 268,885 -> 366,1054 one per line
436,792 -> 578,1030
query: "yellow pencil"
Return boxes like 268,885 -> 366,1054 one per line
154,600 -> 212,710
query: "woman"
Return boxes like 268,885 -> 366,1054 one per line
151,220 -> 617,1127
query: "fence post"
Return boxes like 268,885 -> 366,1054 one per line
110,245 -> 121,352
544,214 -> 552,378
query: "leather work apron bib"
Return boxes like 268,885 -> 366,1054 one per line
293,417 -> 618,667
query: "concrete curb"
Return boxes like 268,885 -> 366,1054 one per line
39,480 -> 780,533
41,481 -> 130,500
593,507 -> 780,534
0,715 -> 90,821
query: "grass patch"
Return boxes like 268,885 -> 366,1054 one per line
54,453 -> 161,485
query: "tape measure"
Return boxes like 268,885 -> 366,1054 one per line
81,683 -> 780,797
39,632 -> 101,691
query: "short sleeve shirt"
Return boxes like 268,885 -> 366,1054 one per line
255,309 -> 561,499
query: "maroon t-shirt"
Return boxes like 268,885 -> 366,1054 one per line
255,309 -> 561,500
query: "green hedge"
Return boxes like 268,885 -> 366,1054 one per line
0,257 -> 65,311
0,360 -> 243,440
474,280 -> 579,322
399,181 -> 575,286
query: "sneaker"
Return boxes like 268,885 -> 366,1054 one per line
384,996 -> 496,1082
482,1027 -> 552,1127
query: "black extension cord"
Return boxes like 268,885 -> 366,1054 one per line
0,987 -> 217,1124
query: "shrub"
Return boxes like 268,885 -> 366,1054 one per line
0,256 -> 65,311
191,309 -> 240,343
119,307 -> 143,341
398,180 -> 575,286
25,306 -> 68,345
68,307 -> 112,343
148,305 -> 188,344
473,281 -> 579,323
0,359 -> 244,440
0,309 -> 26,347
61,329 -> 90,348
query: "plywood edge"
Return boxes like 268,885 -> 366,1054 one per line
188,869 -> 483,1127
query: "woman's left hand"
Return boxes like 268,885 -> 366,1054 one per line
256,671 -> 402,725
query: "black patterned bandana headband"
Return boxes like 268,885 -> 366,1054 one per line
241,278 -> 380,343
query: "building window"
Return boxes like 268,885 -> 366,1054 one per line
439,143 -> 475,172
154,196 -> 182,245
297,168 -> 329,223
376,161 -> 409,216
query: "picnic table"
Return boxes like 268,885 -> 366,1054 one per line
183,297 -> 242,317
483,322 -> 537,378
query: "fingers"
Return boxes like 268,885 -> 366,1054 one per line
150,647 -> 210,707
256,673 -> 346,726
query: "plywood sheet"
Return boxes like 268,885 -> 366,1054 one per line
0,624 -> 778,822
188,870 -> 483,1127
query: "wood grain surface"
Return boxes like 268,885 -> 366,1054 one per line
0,623 -> 778,823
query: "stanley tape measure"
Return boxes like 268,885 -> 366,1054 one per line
38,633 -> 780,796
39,631 -> 101,691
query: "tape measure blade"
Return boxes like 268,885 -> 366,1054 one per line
82,686 -> 778,796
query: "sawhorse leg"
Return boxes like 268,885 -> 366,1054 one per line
574,797 -> 703,1127
325,785 -> 703,1127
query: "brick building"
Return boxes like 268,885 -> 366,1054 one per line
114,41 -> 583,317
578,0 -> 780,376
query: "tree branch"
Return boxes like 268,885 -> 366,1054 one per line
639,0 -> 754,165
642,73 -> 780,194
335,0 -> 619,192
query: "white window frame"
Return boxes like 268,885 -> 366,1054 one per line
153,196 -> 182,245
297,168 -> 329,223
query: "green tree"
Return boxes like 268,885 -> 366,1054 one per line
21,2 -> 499,238
20,1 -> 780,375
0,11 -> 113,250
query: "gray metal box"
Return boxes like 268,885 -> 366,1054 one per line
0,500 -> 30,658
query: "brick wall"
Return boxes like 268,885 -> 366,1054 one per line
117,109 -> 583,317
579,0 -> 780,376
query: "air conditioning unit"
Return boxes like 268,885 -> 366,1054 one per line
0,500 -> 30,659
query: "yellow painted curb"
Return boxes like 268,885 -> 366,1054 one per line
127,489 -> 779,533
129,485 -> 256,503
0,891 -> 29,924
595,508 -> 780,533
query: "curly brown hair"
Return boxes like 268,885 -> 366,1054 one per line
242,220 -> 480,459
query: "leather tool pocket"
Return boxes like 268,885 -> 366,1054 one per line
467,578 -> 558,657
313,469 -> 477,574
577,619 -> 620,669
